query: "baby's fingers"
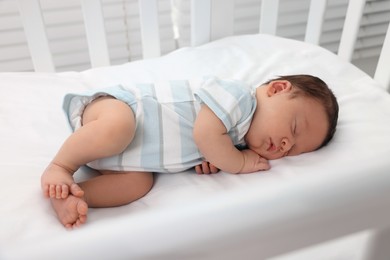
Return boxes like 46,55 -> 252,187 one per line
195,163 -> 209,174
70,183 -> 84,198
195,161 -> 220,174
43,185 -> 50,198
49,184 -> 69,199
255,157 -> 270,171
61,184 -> 70,199
49,184 -> 56,198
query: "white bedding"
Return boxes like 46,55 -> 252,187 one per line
1,34 -> 390,259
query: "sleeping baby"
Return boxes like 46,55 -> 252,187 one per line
41,74 -> 338,228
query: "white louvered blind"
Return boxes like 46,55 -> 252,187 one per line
0,0 -> 175,72
0,0 -> 32,72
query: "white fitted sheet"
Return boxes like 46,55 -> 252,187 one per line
1,34 -> 390,259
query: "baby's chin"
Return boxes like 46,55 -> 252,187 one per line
249,148 -> 273,160
259,152 -> 283,160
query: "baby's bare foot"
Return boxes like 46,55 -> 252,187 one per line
51,195 -> 88,229
41,163 -> 84,199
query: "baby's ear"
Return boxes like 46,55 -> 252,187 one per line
266,80 -> 292,96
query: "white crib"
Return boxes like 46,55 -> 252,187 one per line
16,0 -> 390,91
1,0 -> 390,259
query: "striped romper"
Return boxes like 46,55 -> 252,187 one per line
63,77 -> 257,173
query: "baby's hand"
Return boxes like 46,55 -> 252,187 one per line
239,149 -> 270,173
195,161 -> 220,174
41,163 -> 84,199
43,183 -> 84,199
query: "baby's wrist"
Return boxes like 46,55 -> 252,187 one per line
237,152 -> 246,173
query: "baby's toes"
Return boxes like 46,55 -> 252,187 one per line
65,223 -> 73,229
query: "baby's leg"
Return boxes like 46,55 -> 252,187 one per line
79,170 -> 153,208
41,96 -> 136,199
52,171 -> 153,228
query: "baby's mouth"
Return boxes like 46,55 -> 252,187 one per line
267,139 -> 277,152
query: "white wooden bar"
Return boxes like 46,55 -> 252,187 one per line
259,0 -> 279,35
191,0 -> 211,46
138,0 -> 161,59
18,0 -> 55,72
374,22 -> 390,91
338,0 -> 366,61
210,0 -> 234,41
304,0 -> 328,45
81,0 -> 110,68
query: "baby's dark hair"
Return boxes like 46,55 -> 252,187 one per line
264,74 -> 339,149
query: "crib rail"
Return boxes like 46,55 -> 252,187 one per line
80,0 -> 110,68
18,0 -> 55,72
374,23 -> 390,89
10,0 -> 390,258
304,0 -> 327,45
138,0 -> 161,59
16,0 -> 389,90
338,0 -> 367,62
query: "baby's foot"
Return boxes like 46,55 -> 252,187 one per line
51,195 -> 88,229
41,163 -> 84,199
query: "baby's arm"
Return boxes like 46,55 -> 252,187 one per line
193,105 -> 270,174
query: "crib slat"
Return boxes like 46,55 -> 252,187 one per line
191,0 -> 211,46
81,0 -> 110,68
17,0 -> 55,72
138,0 -> 161,59
338,0 -> 366,61
259,0 -> 279,35
210,0 -> 234,40
374,22 -> 390,91
304,0 -> 327,45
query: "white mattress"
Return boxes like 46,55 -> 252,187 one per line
1,34 -> 390,259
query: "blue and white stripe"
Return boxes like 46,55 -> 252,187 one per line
64,77 -> 256,173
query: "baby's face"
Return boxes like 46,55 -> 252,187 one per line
245,86 -> 328,160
